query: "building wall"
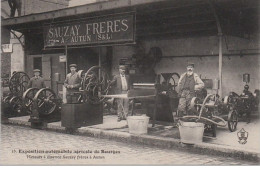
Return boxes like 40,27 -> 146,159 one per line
10,35 -> 25,74
111,36 -> 260,97
1,27 -> 11,78
1,0 -> 69,17
1,0 -> 69,77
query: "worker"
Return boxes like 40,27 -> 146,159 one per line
27,69 -> 46,89
241,84 -> 253,123
64,64 -> 81,103
110,65 -> 131,122
176,62 -> 204,121
8,0 -> 22,17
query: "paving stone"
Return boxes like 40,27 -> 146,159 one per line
0,124 -> 258,165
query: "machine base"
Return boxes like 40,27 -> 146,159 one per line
61,103 -> 103,129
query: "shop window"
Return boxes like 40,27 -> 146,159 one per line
33,57 -> 42,73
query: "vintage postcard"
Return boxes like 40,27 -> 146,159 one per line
1,0 -> 259,165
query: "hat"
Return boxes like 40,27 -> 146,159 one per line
69,64 -> 77,68
187,62 -> 195,68
33,69 -> 41,72
119,65 -> 127,70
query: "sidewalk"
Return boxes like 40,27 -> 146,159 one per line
4,113 -> 260,162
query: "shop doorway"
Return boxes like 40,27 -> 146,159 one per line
67,48 -> 98,72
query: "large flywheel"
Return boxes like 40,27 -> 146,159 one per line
166,73 -> 180,92
33,88 -> 58,115
9,72 -> 29,96
22,88 -> 40,113
81,66 -> 110,104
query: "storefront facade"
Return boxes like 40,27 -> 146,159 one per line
2,0 -> 259,97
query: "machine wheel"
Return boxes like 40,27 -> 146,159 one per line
22,88 -> 39,113
224,95 -> 231,105
9,72 -> 29,96
82,66 -> 109,104
190,97 -> 201,113
77,70 -> 86,80
228,110 -> 238,132
3,95 -> 12,104
167,73 -> 180,91
33,88 -> 57,116
9,96 -> 23,115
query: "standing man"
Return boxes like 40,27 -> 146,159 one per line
27,69 -> 46,89
64,64 -> 81,103
8,0 -> 22,17
176,62 -> 204,120
110,65 -> 131,121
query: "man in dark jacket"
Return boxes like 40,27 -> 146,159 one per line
177,63 -> 204,119
110,65 -> 131,121
27,69 -> 46,89
64,64 -> 81,103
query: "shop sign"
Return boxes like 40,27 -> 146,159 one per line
1,44 -> 13,53
44,13 -> 135,47
59,55 -> 67,62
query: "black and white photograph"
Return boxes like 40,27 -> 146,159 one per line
0,0 -> 259,166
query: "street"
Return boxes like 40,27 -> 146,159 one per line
0,124 -> 257,165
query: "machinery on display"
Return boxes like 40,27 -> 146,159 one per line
1,66 -> 111,130
185,94 -> 228,137
127,73 -> 180,123
182,79 -> 229,137
2,71 -> 62,124
182,74 -> 259,137
2,72 -> 30,117
61,66 -> 110,131
223,73 -> 259,130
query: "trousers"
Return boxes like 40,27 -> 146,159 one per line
177,90 -> 195,116
117,91 -> 133,119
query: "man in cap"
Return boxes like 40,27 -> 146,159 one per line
176,62 -> 204,120
64,64 -> 81,103
110,65 -> 131,121
27,69 -> 46,89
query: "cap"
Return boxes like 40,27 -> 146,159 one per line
187,62 -> 195,68
244,84 -> 249,90
69,64 -> 77,68
119,65 -> 127,70
33,69 -> 41,72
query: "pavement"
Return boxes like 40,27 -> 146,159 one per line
0,124 -> 258,165
3,112 -> 260,163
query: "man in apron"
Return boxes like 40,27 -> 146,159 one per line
176,62 -> 204,121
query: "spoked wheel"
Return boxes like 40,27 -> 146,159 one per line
3,95 -> 12,104
228,110 -> 238,132
190,97 -> 202,113
167,73 -> 180,91
9,96 -> 23,115
33,88 -> 57,116
82,66 -> 110,104
22,88 -> 39,113
9,72 -> 29,96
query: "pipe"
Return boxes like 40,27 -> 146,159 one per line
208,0 -> 223,97
65,45 -> 68,77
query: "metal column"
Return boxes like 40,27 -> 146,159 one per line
209,0 -> 223,97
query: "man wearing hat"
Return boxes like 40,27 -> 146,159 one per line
110,65 -> 131,121
64,64 -> 81,103
176,62 -> 204,120
27,69 -> 46,89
